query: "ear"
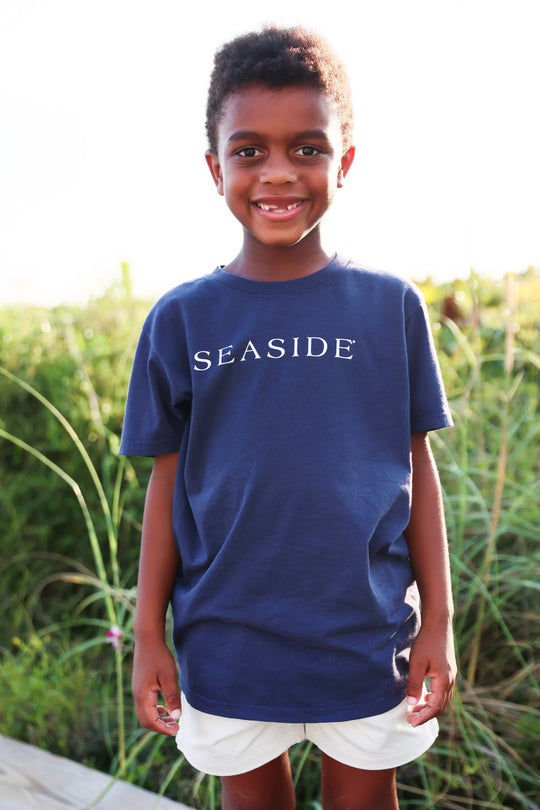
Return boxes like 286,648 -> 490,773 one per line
205,149 -> 224,196
337,146 -> 355,188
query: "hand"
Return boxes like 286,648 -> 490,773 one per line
406,622 -> 456,727
132,638 -> 182,736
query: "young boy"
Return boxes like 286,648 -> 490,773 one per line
120,26 -> 456,810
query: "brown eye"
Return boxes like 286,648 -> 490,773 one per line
236,147 -> 261,158
296,146 -> 321,157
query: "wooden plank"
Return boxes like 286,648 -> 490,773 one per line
0,735 -> 195,810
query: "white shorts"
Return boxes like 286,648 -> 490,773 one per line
175,689 -> 438,777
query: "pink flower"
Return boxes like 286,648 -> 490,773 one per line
106,624 -> 124,652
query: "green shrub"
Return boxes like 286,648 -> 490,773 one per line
0,277 -> 152,646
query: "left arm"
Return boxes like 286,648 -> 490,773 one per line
404,431 -> 457,726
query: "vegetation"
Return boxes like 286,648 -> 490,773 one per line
0,267 -> 538,809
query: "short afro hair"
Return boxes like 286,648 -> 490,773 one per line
205,25 -> 354,153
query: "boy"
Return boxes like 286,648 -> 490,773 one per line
120,26 -> 456,810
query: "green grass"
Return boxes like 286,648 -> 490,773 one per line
0,268 -> 538,808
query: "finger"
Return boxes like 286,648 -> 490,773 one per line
428,671 -> 454,714
135,691 -> 178,736
407,679 -> 450,726
157,704 -> 181,721
409,691 -> 430,713
155,704 -> 181,733
406,692 -> 440,726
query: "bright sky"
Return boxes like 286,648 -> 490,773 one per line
1,0 -> 539,307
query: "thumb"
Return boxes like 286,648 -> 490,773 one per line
162,682 -> 182,719
156,649 -> 182,719
163,685 -> 182,719
406,652 -> 426,706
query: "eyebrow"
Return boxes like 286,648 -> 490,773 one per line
226,129 -> 331,145
226,131 -> 261,144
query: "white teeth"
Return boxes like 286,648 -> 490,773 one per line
257,201 -> 301,212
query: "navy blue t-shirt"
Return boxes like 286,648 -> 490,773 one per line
120,256 -> 453,722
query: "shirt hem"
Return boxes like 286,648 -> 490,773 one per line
183,686 -> 407,724
411,412 -> 453,433
119,439 -> 181,457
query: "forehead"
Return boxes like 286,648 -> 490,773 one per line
216,84 -> 342,149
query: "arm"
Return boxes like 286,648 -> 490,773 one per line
131,451 -> 182,736
404,432 -> 457,726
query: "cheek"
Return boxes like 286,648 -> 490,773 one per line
315,172 -> 339,203
223,170 -> 251,199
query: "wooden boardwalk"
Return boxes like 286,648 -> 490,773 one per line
0,735 -> 194,810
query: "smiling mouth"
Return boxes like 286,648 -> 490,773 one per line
254,200 -> 304,213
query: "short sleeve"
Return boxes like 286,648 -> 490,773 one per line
406,296 -> 453,433
119,309 -> 192,457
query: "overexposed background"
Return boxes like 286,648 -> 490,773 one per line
1,0 -> 539,307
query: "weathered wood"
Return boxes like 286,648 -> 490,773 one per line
0,735 -> 195,810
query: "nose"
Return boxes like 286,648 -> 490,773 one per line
259,152 -> 297,185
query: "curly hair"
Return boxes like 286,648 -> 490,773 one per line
205,26 -> 354,153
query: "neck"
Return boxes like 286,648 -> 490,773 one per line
224,231 -> 334,282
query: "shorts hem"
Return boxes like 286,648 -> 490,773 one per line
176,727 -> 303,777
310,719 -> 439,770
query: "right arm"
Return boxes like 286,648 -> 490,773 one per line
131,451 -> 182,736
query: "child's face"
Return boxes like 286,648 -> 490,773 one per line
206,84 -> 354,252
